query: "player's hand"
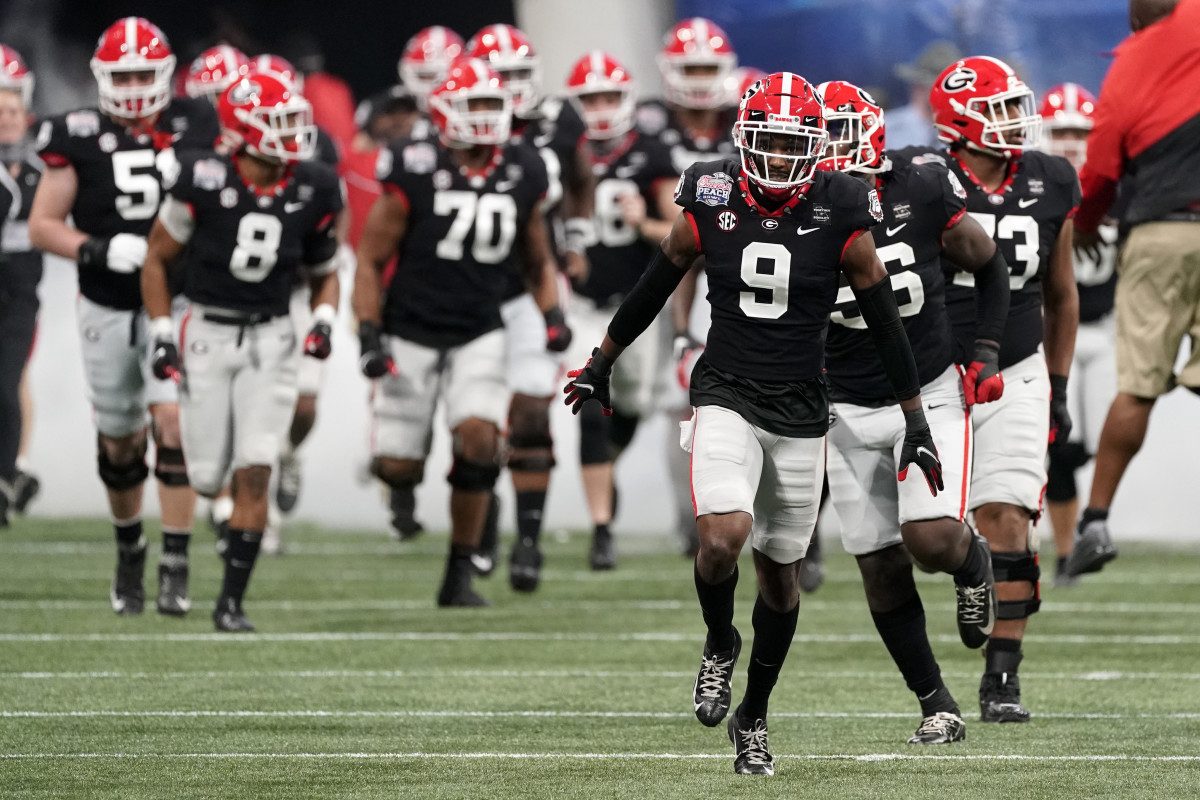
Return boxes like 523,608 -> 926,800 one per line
1049,374 -> 1072,444
358,321 -> 396,379
1073,228 -> 1103,264
898,407 -> 943,496
962,340 -> 1004,406
564,348 -> 613,415
543,306 -> 573,353
672,333 -> 704,390
618,192 -> 647,231
151,338 -> 181,383
304,321 -> 333,360
106,233 -> 149,274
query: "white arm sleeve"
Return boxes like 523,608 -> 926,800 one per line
157,194 -> 195,244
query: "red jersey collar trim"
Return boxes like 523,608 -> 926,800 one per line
232,153 -> 296,197
737,172 -> 811,217
453,145 -> 505,180
583,130 -> 638,169
951,150 -> 1019,197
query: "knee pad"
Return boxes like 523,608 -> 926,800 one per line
992,550 -> 1041,620
579,402 -> 614,465
97,439 -> 149,491
609,410 -> 639,451
508,426 -> 555,472
371,458 -> 424,490
154,446 -> 190,488
1045,443 -> 1089,503
447,457 -> 500,492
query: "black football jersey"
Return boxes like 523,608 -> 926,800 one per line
166,151 -> 342,317
376,137 -> 549,348
35,97 -> 220,310
676,159 -> 881,436
0,156 -> 46,290
315,127 -> 341,169
1076,223 -> 1118,324
898,147 -> 1080,369
576,132 -> 677,308
825,152 -> 968,404
636,99 -> 738,174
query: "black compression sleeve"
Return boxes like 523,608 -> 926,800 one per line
607,247 -> 688,347
973,246 -> 1010,344
853,276 -> 921,402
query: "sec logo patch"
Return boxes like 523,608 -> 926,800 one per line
716,210 -> 738,232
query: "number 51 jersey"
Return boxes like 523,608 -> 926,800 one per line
376,137 -> 549,348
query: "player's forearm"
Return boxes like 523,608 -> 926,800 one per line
525,257 -> 559,314
854,276 -> 921,403
27,215 -> 87,261
971,247 -> 1010,345
671,266 -> 699,335
1042,282 -> 1078,378
607,247 -> 688,349
310,270 -> 339,312
637,217 -> 673,244
140,254 -> 173,321
351,257 -> 385,325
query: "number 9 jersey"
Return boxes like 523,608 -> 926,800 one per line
160,150 -> 343,315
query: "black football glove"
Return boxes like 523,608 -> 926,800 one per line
304,321 -> 333,360
962,340 -> 1004,406
358,321 -> 396,379
544,306 -> 573,353
898,407 -> 944,496
1049,374 -> 1072,444
150,338 -> 181,383
563,347 -> 613,415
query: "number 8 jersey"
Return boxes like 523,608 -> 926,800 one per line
375,137 -> 548,348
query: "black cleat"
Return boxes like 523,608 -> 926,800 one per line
471,493 -> 500,577
437,581 -> 491,607
275,452 -> 302,514
110,542 -> 147,615
693,628 -> 741,727
727,705 -> 774,776
798,535 -> 825,594
508,536 -> 543,592
1053,556 -> 1079,588
589,527 -> 616,570
212,595 -> 255,632
954,534 -> 996,649
388,486 -> 425,541
156,554 -> 191,617
908,711 -> 966,744
1064,518 -> 1117,577
980,672 -> 1030,723
12,469 -> 40,514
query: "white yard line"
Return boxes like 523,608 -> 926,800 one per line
2,751 -> 1200,762
2,710 -> 1199,720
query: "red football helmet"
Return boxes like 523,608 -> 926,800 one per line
218,71 -> 316,163
728,66 -> 767,106
0,45 -> 33,108
428,58 -> 511,148
184,45 -> 249,104
250,54 -> 302,92
929,56 -> 1041,158
816,80 -> 886,173
1039,82 -> 1096,170
565,51 -> 637,141
90,17 -> 176,119
398,26 -> 465,111
658,17 -> 737,110
466,24 -> 541,117
733,72 -> 828,194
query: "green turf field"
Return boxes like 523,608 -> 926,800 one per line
2,519 -> 1199,799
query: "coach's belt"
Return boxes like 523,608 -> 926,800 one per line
202,310 -> 276,326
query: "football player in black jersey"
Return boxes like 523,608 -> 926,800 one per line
819,80 -> 1011,744
464,25 -> 584,588
565,73 -> 943,776
29,17 -> 218,617
562,51 -> 678,570
0,45 -> 42,524
354,59 -> 562,607
141,72 -> 341,631
918,56 -> 1080,724
1037,83 -> 1118,588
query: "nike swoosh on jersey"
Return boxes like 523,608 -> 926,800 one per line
1018,198 -> 1039,208
796,227 -> 819,236
886,224 -> 907,237
284,202 -> 305,213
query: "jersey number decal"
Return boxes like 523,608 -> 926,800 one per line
953,212 -> 1040,290
112,150 -> 160,221
739,242 -> 791,319
230,213 -> 283,283
593,178 -> 639,248
1074,224 -> 1117,286
434,191 -> 518,263
830,242 -> 925,328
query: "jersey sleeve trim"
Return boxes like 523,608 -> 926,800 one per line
157,195 -> 195,244
384,183 -> 410,212
683,210 -> 702,254
944,207 -> 966,229
840,228 -> 869,263
38,153 -> 70,168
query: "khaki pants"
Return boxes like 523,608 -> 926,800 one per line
1115,221 -> 1200,398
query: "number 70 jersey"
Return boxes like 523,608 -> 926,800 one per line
375,137 -> 549,348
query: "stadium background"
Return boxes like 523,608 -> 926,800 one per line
6,0 -> 1192,539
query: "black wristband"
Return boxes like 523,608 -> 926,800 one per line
1049,374 -> 1068,397
973,246 -> 1010,344
544,306 -> 566,329
359,320 -> 383,354
77,237 -> 109,270
608,247 -> 688,347
853,275 -> 921,402
588,347 -> 613,376
903,406 -> 929,432
972,339 -> 1000,360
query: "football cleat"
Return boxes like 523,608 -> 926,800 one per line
110,541 -> 147,615
798,535 -> 825,594
213,595 -> 255,632
508,536 -> 544,592
12,469 -> 40,514
907,711 -> 966,744
437,580 -> 491,608
1063,517 -> 1117,577
980,672 -> 1030,723
727,705 -> 774,776
693,627 -> 741,727
471,493 -> 500,577
954,533 -> 996,649
1053,556 -> 1079,588
155,554 -> 191,616
588,527 -> 616,570
275,452 -> 302,514
388,486 -> 425,541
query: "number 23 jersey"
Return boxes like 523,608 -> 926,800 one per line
375,137 -> 548,348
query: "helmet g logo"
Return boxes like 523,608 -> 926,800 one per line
228,79 -> 261,105
941,67 -> 977,93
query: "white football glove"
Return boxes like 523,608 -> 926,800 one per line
106,233 -> 148,273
